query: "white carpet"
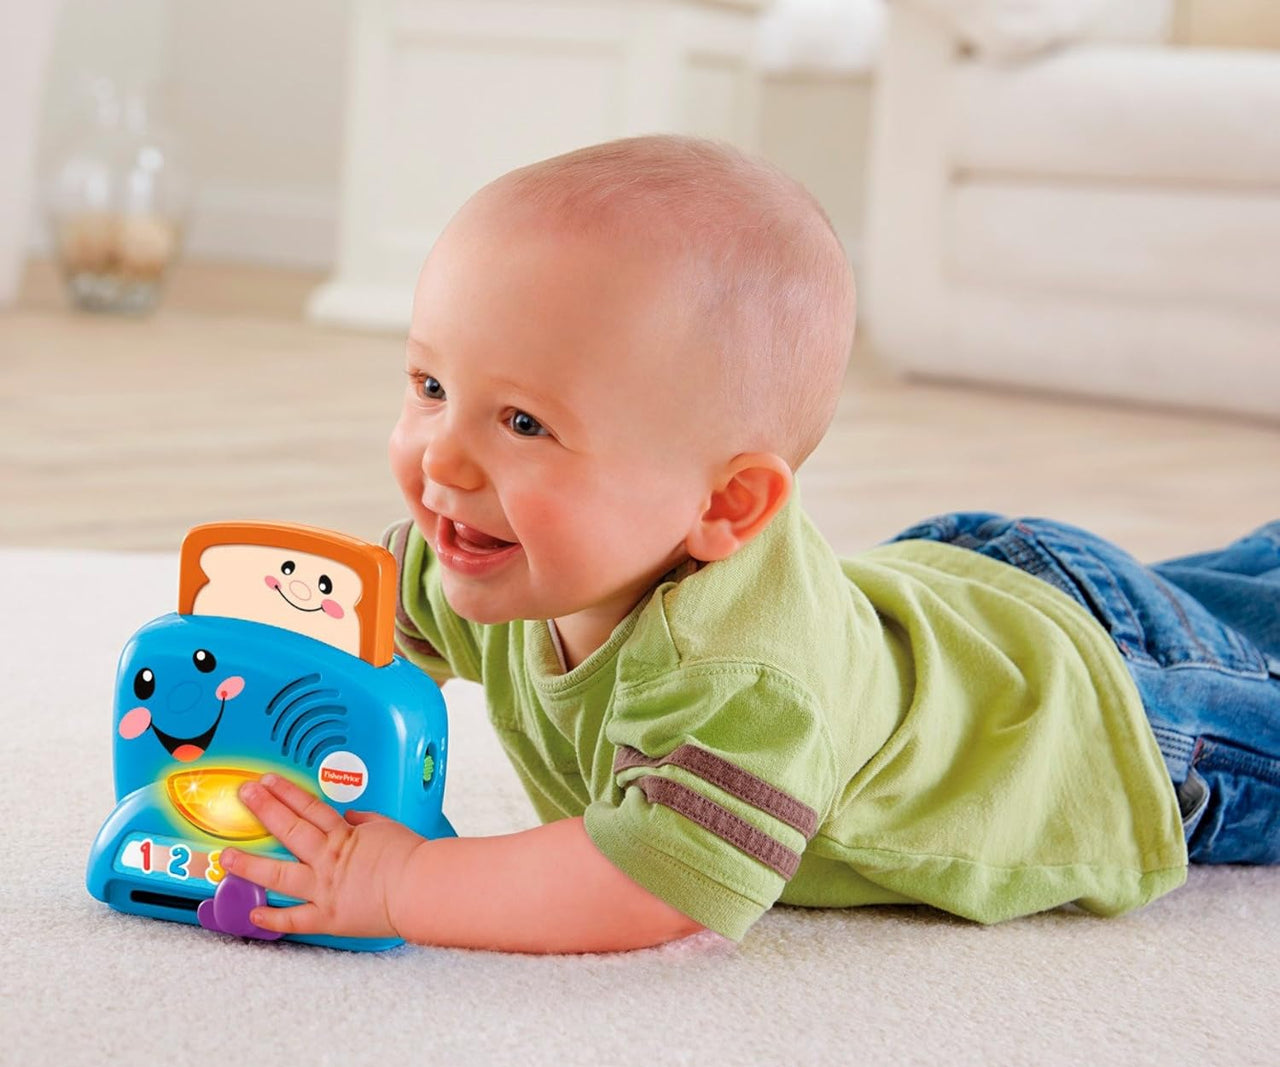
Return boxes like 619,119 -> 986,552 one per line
2,547 -> 1277,1066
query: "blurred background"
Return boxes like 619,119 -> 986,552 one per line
2,0 -> 1278,555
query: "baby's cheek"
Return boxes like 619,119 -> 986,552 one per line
506,477 -> 579,529
388,420 -> 424,489
534,499 -> 622,591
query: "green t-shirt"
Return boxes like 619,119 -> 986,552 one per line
382,500 -> 1187,941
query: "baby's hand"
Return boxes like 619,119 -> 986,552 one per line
220,773 -> 427,940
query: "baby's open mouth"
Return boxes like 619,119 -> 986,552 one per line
450,520 -> 517,554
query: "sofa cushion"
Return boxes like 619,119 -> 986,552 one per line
948,179 -> 1280,310
952,45 -> 1280,187
909,0 -> 1170,59
757,0 -> 885,74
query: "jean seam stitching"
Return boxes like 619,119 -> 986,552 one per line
1022,524 -> 1145,647
1150,571 -> 1220,665
1195,739 -> 1280,784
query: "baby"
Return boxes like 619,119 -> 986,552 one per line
220,135 -> 1280,952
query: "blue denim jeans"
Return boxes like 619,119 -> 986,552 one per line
888,514 -> 1280,864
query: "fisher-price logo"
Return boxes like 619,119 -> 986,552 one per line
317,752 -> 369,803
321,767 -> 364,787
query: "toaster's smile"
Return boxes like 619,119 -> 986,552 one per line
151,700 -> 229,762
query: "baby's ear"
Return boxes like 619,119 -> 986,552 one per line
685,453 -> 793,563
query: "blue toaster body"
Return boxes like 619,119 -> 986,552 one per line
86,612 -> 454,951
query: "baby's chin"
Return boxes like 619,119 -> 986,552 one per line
437,583 -> 526,626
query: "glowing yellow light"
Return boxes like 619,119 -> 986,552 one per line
165,768 -> 268,841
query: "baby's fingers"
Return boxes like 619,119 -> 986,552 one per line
220,848 -> 312,902
238,775 -> 338,861
254,773 -> 347,834
248,902 -> 324,936
344,809 -> 390,826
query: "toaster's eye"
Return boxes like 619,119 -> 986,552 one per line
193,649 -> 217,673
133,668 -> 155,700
318,574 -> 332,595
281,560 -> 295,575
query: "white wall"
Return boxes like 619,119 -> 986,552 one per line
760,71 -> 873,267
33,0 -> 872,271
35,0 -> 349,267
166,0 -> 349,265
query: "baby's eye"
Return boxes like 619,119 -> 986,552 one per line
508,410 -> 548,437
419,375 -> 445,401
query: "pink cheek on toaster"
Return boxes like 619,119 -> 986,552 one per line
264,576 -> 280,590
119,706 -> 151,740
217,676 -> 245,700
321,599 -> 345,619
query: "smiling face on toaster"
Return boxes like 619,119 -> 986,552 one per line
191,544 -> 364,657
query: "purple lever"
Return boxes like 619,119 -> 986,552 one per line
197,872 -> 283,940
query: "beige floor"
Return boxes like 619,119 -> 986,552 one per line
3,259 -> 1279,560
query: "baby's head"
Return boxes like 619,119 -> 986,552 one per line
390,135 -> 854,663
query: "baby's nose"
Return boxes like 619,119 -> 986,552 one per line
424,430 -> 484,491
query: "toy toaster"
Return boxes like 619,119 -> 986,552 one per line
86,521 -> 454,951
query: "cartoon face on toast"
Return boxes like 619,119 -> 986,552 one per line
193,545 -> 363,655
179,522 -> 397,667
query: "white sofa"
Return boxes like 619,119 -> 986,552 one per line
863,0 -> 1280,418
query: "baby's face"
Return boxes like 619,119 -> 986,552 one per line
389,196 -> 717,658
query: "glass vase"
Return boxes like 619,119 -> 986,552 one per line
46,77 -> 190,314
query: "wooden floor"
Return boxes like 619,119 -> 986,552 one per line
3,259 -> 1279,560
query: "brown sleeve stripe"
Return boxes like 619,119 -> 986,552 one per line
614,744 -> 818,839
383,520 -> 414,628
380,518 -> 410,554
383,519 -> 444,661
394,630 -> 442,660
633,775 -> 802,880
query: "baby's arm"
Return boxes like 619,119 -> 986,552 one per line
220,774 -> 703,953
